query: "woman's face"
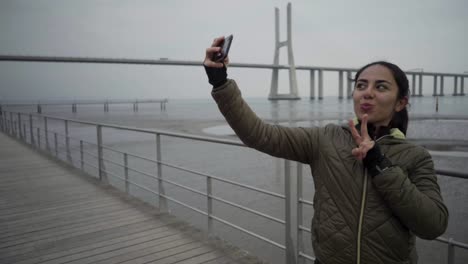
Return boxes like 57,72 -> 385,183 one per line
353,64 -> 407,127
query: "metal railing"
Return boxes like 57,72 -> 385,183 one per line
0,110 -> 467,264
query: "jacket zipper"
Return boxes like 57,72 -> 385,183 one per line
356,135 -> 389,264
356,169 -> 368,264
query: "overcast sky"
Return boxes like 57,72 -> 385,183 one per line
0,0 -> 467,100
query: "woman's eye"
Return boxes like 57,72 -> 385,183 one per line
356,83 -> 366,90
376,84 -> 388,90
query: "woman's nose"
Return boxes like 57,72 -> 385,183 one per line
362,85 -> 374,98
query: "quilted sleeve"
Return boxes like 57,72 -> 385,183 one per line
211,79 -> 322,164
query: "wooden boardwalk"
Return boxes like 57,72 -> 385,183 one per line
0,133 -> 260,264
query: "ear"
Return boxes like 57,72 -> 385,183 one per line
395,96 -> 408,112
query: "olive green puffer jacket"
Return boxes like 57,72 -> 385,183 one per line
212,79 -> 448,264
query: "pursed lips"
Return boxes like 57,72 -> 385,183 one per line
360,103 -> 374,111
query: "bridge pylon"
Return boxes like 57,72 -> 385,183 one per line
269,3 -> 300,100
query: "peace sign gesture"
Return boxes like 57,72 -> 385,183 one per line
349,114 -> 376,160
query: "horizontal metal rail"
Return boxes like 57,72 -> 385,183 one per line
299,198 -> 314,207
95,152 -> 288,225
160,160 -> 286,199
211,195 -> 285,225
299,252 -> 315,262
436,237 -> 468,250
299,225 -> 311,233
436,169 -> 468,179
210,214 -> 286,250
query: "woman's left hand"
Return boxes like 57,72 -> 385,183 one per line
349,114 -> 375,160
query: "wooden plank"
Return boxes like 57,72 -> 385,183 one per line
1,205 -> 145,238
174,251 -> 225,264
14,228 -> 182,264
1,218 -> 178,261
43,237 -> 199,264
0,213 -> 154,248
0,198 -> 122,222
119,243 -> 212,264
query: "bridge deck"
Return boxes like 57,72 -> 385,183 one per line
0,133 -> 255,264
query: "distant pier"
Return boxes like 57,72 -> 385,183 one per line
0,99 -> 168,114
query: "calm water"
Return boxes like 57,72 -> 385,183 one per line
5,94 -> 468,264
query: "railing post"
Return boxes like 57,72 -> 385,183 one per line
347,71 -> 353,98
461,77 -> 465,95
411,74 -> 416,95
29,114 -> 34,146
65,120 -> 72,163
310,70 -> 315,100
318,69 -> 323,100
6,112 -> 10,134
156,133 -> 168,212
6,112 -> 9,134
285,159 -> 297,264
44,117 -> 50,151
124,153 -> 129,194
0,111 -> 4,133
0,111 -> 3,132
5,112 -> 9,133
453,77 -> 458,96
447,238 -> 455,264
23,124 -> 27,143
1,111 -> 5,133
418,74 -> 423,96
17,113 -> 22,140
338,71 -> 344,99
440,75 -> 445,96
80,140 -> 84,171
433,75 -> 438,96
10,112 -> 14,135
37,128 -> 41,149
296,162 -> 304,264
7,112 -> 11,134
54,132 -> 58,157
97,125 -> 104,182
1,111 -> 4,133
207,175 -> 213,233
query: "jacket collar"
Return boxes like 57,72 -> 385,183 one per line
352,117 -> 405,140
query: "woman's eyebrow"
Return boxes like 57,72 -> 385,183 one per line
376,80 -> 392,84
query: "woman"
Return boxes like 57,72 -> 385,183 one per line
204,37 -> 448,264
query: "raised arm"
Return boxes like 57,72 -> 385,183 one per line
203,37 -> 321,164
212,80 -> 320,163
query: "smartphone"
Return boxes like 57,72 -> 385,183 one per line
212,35 -> 233,62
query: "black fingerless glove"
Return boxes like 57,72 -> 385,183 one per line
204,64 -> 228,88
363,144 -> 393,177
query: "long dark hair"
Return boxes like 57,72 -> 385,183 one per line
353,61 -> 410,135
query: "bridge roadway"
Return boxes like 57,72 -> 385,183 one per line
0,133 -> 259,264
